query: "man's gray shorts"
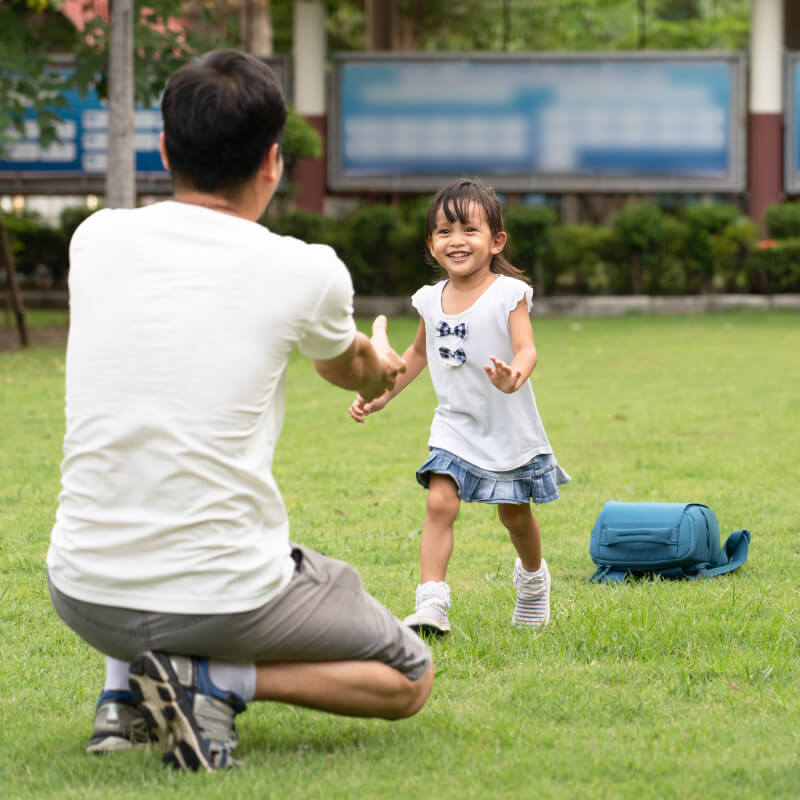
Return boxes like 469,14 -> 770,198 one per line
48,546 -> 431,682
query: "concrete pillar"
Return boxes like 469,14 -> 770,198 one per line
292,0 -> 326,212
748,0 -> 784,231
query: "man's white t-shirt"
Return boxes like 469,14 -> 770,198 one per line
47,201 -> 356,614
411,275 -> 553,472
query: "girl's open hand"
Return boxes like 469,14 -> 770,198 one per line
349,392 -> 390,423
484,356 -> 522,393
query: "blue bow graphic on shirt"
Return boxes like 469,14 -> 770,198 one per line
438,346 -> 467,365
435,321 -> 467,339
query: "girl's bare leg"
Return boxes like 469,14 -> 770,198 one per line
420,474 -> 460,582
497,502 -> 542,572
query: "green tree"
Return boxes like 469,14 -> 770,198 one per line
0,1 -> 201,147
0,1 -> 76,154
292,0 -> 750,54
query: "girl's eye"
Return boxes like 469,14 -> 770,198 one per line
437,229 -> 449,236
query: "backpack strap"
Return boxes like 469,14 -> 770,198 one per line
699,529 -> 751,577
590,565 -> 629,583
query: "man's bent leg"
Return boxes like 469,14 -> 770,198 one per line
49,549 -> 433,771
254,659 -> 434,720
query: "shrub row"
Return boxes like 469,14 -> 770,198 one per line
266,198 -> 800,295
4,199 -> 800,296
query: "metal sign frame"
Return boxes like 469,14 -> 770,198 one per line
784,52 -> 800,194
328,51 -> 746,194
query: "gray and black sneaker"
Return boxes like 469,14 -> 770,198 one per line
86,690 -> 154,754
128,651 -> 247,772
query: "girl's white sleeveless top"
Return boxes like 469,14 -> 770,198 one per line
411,275 -> 553,472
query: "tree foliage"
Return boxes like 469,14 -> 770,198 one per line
418,0 -> 751,52
0,0 -> 231,157
0,0 -> 753,164
0,1 -> 325,168
266,0 -> 751,54
0,0 -> 74,154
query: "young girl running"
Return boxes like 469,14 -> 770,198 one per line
349,178 -> 570,634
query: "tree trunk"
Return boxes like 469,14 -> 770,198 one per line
0,217 -> 29,348
106,0 -> 136,209
365,0 -> 419,50
243,0 -> 273,55
365,0 -> 392,50
533,257 -> 546,298
631,254 -> 644,294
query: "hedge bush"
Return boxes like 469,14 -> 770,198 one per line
607,201 -> 672,294
543,223 -> 612,295
764,202 -> 800,240
1,211 -> 69,287
503,204 -> 559,293
710,216 -> 761,292
680,203 -> 741,292
747,239 -> 800,292
5,199 -> 800,297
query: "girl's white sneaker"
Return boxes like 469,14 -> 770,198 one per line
403,581 -> 451,635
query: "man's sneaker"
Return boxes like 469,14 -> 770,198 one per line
403,581 -> 451,635
128,651 -> 246,772
86,690 -> 153,754
512,557 -> 551,628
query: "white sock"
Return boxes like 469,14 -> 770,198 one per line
104,656 -> 255,701
103,656 -> 131,692
416,581 -> 451,612
208,661 -> 257,702
518,562 -> 545,579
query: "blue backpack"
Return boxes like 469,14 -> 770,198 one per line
589,501 -> 750,583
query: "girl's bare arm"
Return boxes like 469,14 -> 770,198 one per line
484,299 -> 537,393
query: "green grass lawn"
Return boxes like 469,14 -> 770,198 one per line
2,311 -> 799,799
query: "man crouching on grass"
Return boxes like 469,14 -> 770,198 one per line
46,48 -> 433,772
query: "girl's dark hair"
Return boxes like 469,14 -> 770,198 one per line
424,178 -> 529,283
161,49 -> 287,195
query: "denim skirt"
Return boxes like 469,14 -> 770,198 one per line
416,448 -> 571,505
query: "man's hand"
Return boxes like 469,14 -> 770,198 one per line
360,315 -> 406,401
313,314 -> 406,401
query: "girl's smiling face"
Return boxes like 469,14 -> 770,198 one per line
426,202 -> 507,283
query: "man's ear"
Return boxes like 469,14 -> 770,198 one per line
159,132 -> 170,171
262,142 -> 283,184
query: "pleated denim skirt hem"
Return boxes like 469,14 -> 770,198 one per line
416,447 -> 571,505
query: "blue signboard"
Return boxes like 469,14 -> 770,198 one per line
785,54 -> 800,193
0,57 -> 290,192
0,83 -> 165,175
329,53 -> 745,192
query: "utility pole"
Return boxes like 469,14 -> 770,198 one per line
106,0 -> 136,209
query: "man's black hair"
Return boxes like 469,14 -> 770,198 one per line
161,49 -> 287,193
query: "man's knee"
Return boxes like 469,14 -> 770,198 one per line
392,663 -> 434,720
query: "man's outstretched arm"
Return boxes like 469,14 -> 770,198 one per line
313,315 -> 406,402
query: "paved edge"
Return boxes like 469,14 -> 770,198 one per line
16,290 -> 800,319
